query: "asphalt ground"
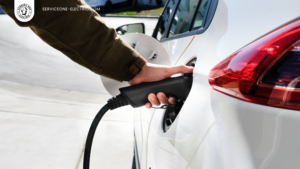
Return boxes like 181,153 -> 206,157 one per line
0,15 -> 157,169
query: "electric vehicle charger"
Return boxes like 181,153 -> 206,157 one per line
83,74 -> 193,169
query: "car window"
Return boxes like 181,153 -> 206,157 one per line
168,0 -> 199,38
192,0 -> 209,29
156,0 -> 177,41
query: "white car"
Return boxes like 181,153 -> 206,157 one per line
103,0 -> 300,168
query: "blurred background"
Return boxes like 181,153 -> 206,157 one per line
0,0 -> 161,169
0,0 -> 166,16
0,6 -> 4,14
88,0 -> 165,16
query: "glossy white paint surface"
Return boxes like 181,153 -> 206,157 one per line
185,89 -> 300,169
101,0 -> 300,168
145,0 -> 300,169
161,36 -> 195,65
102,33 -> 171,168
146,35 -> 196,169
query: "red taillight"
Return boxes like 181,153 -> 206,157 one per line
209,18 -> 300,110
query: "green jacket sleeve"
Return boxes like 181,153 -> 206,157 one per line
0,0 -> 146,81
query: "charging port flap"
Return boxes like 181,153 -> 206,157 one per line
101,33 -> 171,96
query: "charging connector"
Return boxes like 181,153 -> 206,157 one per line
83,74 -> 193,169
107,94 -> 129,110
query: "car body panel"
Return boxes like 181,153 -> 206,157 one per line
144,36 -> 197,169
100,33 -> 172,169
138,107 -> 155,169
186,90 -> 300,169
161,36 -> 196,65
105,0 -> 300,168
143,0 -> 300,168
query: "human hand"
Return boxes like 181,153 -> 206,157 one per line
129,63 -> 193,108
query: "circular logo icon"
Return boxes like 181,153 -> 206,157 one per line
17,3 -> 32,20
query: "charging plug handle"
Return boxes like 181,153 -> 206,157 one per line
120,75 -> 193,107
83,74 -> 193,169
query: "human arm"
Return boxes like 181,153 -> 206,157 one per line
0,0 -> 193,108
0,0 -> 145,81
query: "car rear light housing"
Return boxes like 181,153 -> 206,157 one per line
209,18 -> 300,110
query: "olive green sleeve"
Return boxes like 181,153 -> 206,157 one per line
0,0 -> 146,81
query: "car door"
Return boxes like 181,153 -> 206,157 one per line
134,1 -> 179,167
136,0 -> 200,168
144,0 -> 218,168
134,0 -> 199,167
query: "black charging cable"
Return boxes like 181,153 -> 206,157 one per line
83,94 -> 129,169
83,74 -> 193,169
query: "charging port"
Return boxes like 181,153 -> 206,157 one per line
163,101 -> 184,132
162,58 -> 196,132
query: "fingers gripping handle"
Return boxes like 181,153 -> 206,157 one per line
83,75 -> 193,169
119,75 -> 193,108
